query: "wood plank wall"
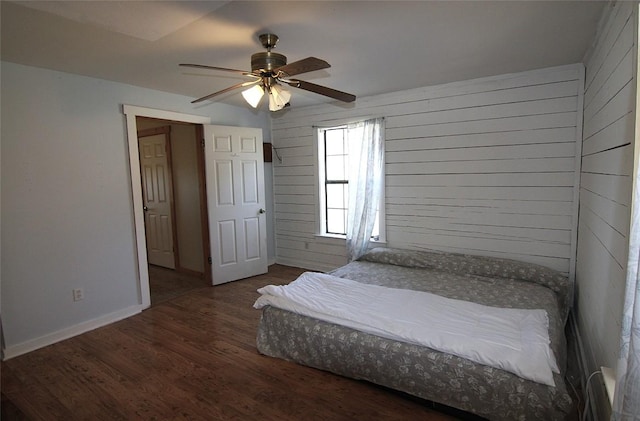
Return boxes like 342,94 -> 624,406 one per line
271,64 -> 584,274
576,1 -> 636,418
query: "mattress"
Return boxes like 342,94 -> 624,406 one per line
255,248 -> 573,420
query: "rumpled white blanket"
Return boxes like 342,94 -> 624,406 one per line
254,271 -> 559,386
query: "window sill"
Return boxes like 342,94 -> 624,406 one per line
314,234 -> 387,245
315,233 -> 346,242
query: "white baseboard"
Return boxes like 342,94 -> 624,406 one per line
601,366 -> 616,406
568,311 -> 610,420
2,305 -> 143,360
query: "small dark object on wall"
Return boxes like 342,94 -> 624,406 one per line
263,142 -> 273,162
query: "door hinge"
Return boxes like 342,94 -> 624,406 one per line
208,256 -> 212,265
201,138 -> 205,148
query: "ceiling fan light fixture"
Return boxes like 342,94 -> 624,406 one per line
181,33 -> 355,108
241,84 -> 264,108
268,84 -> 291,111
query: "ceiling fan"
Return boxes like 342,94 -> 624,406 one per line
180,33 -> 356,111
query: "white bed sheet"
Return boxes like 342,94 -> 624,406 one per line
254,271 -> 559,386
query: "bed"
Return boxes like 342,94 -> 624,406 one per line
254,247 -> 574,420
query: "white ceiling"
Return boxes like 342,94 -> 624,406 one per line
1,1 -> 605,110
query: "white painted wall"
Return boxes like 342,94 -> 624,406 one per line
0,61 -> 270,357
271,64 -> 584,274
576,2 -> 636,418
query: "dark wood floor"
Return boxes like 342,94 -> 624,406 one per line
148,264 -> 208,306
1,264 -> 463,421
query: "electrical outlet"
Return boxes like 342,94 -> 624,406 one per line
72,288 -> 84,301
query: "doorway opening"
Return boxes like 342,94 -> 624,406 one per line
124,105 -> 212,309
136,117 -> 210,305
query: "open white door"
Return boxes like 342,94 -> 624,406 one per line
204,125 -> 268,285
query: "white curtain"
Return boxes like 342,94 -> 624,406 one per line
612,173 -> 640,419
346,117 -> 384,261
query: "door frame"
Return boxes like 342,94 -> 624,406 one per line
123,105 -> 210,308
195,125 -> 212,284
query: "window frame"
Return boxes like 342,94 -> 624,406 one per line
322,126 -> 349,236
314,123 -> 386,243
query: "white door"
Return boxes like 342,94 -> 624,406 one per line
139,133 -> 176,269
204,125 -> 268,284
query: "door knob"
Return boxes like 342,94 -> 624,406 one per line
258,208 -> 266,214
143,206 -> 148,211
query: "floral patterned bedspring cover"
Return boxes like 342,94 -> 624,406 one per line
256,248 -> 573,420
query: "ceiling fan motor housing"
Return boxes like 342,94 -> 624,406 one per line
251,51 -> 287,74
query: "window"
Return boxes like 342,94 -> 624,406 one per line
323,127 -> 349,235
317,123 -> 384,241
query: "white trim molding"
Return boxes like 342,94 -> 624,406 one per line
2,305 -> 143,360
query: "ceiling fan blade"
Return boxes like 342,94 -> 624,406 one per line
191,79 -> 261,104
285,79 -> 356,103
179,63 -> 259,78
275,57 -> 330,77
